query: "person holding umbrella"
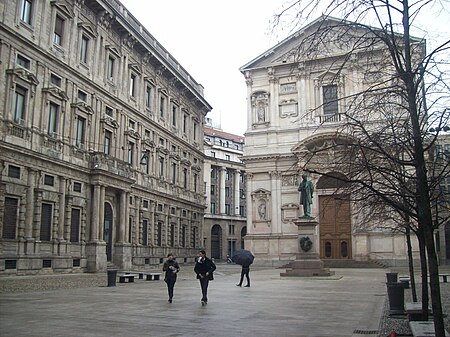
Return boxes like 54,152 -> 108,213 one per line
232,249 -> 254,287
194,250 -> 216,305
236,264 -> 250,287
162,253 -> 180,303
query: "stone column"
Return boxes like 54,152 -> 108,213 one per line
150,201 -> 155,247
233,170 -> 240,215
33,191 -> 42,240
245,173 -> 253,230
245,72 -> 253,128
219,167 -> 226,214
98,185 -> 105,241
91,185 -> 100,242
118,190 -> 126,243
270,171 -> 282,234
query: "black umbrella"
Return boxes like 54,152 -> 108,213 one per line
232,249 -> 254,266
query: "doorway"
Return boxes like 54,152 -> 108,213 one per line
104,203 -> 113,262
319,195 -> 352,259
211,224 -> 222,259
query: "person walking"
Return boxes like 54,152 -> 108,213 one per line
162,253 -> 180,303
236,264 -> 250,287
194,250 -> 216,305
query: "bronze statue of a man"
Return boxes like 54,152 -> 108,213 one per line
298,174 -> 314,218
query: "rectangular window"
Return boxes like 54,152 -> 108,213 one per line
48,102 -> 58,135
159,157 -> 164,177
171,207 -> 176,215
146,86 -> 152,109
183,168 -> 188,188
76,117 -> 86,148
3,197 -> 18,239
80,35 -> 88,63
181,226 -> 186,247
40,203 -> 52,241
183,114 -> 188,133
210,202 -> 216,214
157,222 -> 162,246
20,0 -> 32,24
323,85 -> 338,116
194,173 -> 198,192
225,154 -> 230,161
229,224 -> 235,235
143,200 -> 149,209
170,224 -> 175,247
211,151 -> 215,158
129,119 -> 135,130
104,130 -> 112,155
226,170 -> 230,181
73,182 -> 82,192
13,85 -> 27,124
44,174 -> 54,186
16,54 -> 31,69
172,105 -> 177,126
171,162 -> 177,184
160,96 -> 165,117
211,168 -> 216,179
225,204 -> 231,215
142,219 -> 148,246
128,142 -> 134,165
78,90 -> 87,103
50,74 -> 62,87
70,208 -> 81,242
107,56 -> 115,81
53,15 -> 64,46
129,74 -> 136,97
193,122 -> 197,141
239,205 -> 245,216
105,106 -> 113,117
8,165 -> 21,178
210,185 -> 215,195
225,187 -> 230,197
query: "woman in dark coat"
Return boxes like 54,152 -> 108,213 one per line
162,253 -> 180,303
194,250 -> 216,305
236,264 -> 250,287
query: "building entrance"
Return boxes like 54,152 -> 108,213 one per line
319,195 -> 352,259
104,203 -> 113,262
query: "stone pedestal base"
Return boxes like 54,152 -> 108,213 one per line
280,253 -> 334,277
280,218 -> 334,277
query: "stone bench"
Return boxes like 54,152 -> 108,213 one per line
118,274 -> 135,283
142,272 -> 162,281
439,274 -> 450,283
409,321 -> 449,337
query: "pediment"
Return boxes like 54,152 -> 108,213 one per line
78,22 -> 98,38
50,1 -> 74,18
240,16 -> 380,71
42,87 -> 68,100
251,188 -> 271,196
106,45 -> 120,57
128,63 -> 142,75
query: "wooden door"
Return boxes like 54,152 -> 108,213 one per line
319,195 -> 352,259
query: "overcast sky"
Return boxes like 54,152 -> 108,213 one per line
119,0 -> 450,136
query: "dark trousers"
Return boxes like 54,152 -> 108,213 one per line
238,267 -> 250,286
165,278 -> 176,299
199,277 -> 210,302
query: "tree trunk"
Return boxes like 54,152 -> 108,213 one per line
406,225 -> 417,302
417,230 -> 429,320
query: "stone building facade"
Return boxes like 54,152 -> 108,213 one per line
0,0 -> 211,275
203,121 -> 247,260
240,17 -> 422,267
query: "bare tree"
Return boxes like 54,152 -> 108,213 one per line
272,0 -> 450,335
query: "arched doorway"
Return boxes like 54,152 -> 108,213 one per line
104,203 -> 113,262
317,173 -> 352,260
211,224 -> 222,259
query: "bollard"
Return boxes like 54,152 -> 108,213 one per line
386,272 -> 398,283
107,269 -> 118,287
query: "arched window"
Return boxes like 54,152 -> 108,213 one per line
325,241 -> 332,258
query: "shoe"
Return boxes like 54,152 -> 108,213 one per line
244,285 -> 250,287
236,284 -> 242,287
201,300 -> 206,306
168,299 -> 172,303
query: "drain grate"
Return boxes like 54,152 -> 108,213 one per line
353,330 -> 379,334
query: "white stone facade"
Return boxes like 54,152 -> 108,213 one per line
240,17 -> 420,267
0,0 -> 211,274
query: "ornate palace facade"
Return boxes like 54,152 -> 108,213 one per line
0,0 -> 211,274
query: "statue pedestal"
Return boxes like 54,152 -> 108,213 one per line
280,218 -> 334,277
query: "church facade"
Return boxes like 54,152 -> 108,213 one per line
240,17 -> 419,267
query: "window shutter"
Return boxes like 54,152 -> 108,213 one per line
40,203 -> 52,241
3,197 -> 18,239
70,208 -> 80,242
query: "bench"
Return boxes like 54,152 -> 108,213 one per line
143,272 -> 162,281
118,274 -> 135,283
409,321 -> 450,337
405,302 -> 431,321
439,274 -> 450,283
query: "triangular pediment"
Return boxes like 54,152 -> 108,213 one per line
50,1 -> 74,18
240,16 -> 385,71
78,22 -> 98,38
